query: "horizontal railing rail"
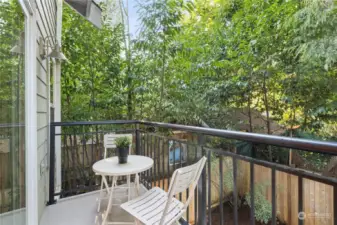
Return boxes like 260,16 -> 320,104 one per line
51,120 -> 139,126
51,120 -> 337,154
48,120 -> 337,225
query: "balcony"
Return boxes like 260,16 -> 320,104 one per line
42,121 -> 337,225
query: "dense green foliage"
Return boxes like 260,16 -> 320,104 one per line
62,0 -> 337,141
245,181 -> 273,224
62,4 -> 124,121
0,0 -> 24,124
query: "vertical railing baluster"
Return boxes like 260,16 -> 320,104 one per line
219,156 -> 224,225
207,150 -> 212,225
179,141 -> 183,202
173,140 -> 176,172
81,128 -> 87,189
141,132 -> 145,184
94,125 -> 98,189
159,136 -> 162,189
198,146 -> 207,225
179,142 -> 183,167
233,157 -> 238,225
89,126 -> 93,189
186,186 -> 190,222
250,161 -> 255,225
186,144 -> 191,223
146,133 -> 149,187
99,131 -> 103,160
150,135 -> 155,188
332,184 -> 337,225
142,132 -> 145,156
298,176 -> 303,225
61,134 -> 65,196
70,131 -> 75,192
161,137 -> 165,190
47,124 -> 56,205
150,133 -> 153,189
272,167 -> 276,225
194,145 -> 198,224
167,138 -> 171,189
64,134 -> 69,196
81,129 -> 85,188
74,127 -> 80,190
135,123 -> 140,156
173,140 -> 176,201
154,136 -> 157,187
157,136 -> 160,188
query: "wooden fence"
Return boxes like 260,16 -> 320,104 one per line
239,160 -> 334,225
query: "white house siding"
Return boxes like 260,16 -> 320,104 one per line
35,0 -> 58,220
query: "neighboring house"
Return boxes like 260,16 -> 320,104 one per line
0,1 -> 101,225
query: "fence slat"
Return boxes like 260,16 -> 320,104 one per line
272,167 -> 276,225
250,161 -> 255,225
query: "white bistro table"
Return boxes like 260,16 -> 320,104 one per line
93,155 -> 154,225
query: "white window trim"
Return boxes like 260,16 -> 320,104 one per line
18,0 -> 39,225
54,0 -> 63,195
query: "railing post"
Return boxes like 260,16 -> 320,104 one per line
47,123 -> 56,205
198,168 -> 207,225
298,176 -> 303,225
333,184 -> 336,225
197,135 -> 207,225
135,123 -> 141,155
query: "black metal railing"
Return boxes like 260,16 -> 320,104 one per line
48,120 -> 337,225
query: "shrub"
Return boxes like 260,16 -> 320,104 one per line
245,181 -> 272,224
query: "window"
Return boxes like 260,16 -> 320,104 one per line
0,0 -> 26,223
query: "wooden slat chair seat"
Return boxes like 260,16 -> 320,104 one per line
121,156 -> 207,225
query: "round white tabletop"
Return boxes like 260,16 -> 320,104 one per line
93,155 -> 154,176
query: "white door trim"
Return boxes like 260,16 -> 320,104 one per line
19,0 -> 39,225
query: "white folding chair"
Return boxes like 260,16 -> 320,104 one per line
121,156 -> 207,225
97,133 -> 136,212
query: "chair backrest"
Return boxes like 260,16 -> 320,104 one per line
103,133 -> 133,158
160,156 -> 207,225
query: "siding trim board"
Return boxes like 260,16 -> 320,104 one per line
35,0 -> 58,221
24,1 -> 39,224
